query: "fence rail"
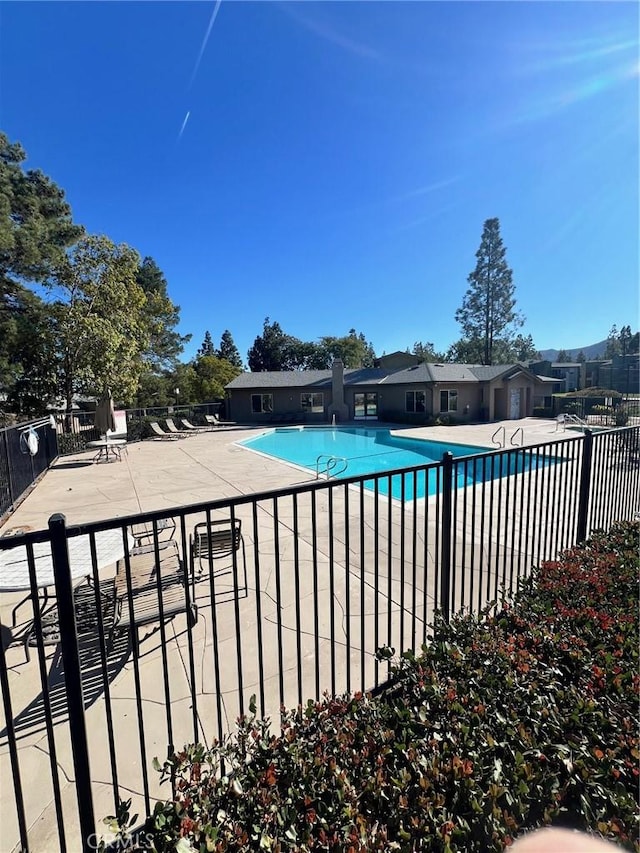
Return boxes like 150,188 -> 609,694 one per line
0,426 -> 638,852
51,401 -> 226,454
0,418 -> 58,520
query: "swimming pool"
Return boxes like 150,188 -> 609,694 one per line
239,427 -> 547,500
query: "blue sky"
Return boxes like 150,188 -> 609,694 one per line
1,1 -> 638,363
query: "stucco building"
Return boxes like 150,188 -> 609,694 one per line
226,360 -> 552,425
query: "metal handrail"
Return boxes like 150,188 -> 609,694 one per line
491,426 -> 505,448
510,427 -> 523,446
556,413 -> 587,432
315,454 -> 348,479
566,414 -> 587,427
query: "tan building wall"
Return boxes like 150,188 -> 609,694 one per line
432,384 -> 481,420
353,384 -> 481,422
488,375 -> 537,420
228,375 -> 542,424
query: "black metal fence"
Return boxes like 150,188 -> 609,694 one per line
0,427 -> 638,852
0,418 -> 59,520
52,401 -> 225,454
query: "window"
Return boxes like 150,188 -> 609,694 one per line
405,390 -> 426,413
440,389 -> 458,412
251,393 -> 273,414
354,392 -> 378,418
301,392 -> 324,413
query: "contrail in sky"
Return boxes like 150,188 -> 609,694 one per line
189,0 -> 222,89
178,111 -> 191,141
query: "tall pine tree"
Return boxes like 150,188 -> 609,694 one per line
136,257 -> 190,371
218,329 -> 243,369
197,331 -> 216,358
455,218 -> 523,365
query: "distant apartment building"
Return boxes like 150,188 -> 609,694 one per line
530,354 -> 639,395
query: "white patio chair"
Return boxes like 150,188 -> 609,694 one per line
149,421 -> 180,441
164,418 -> 190,438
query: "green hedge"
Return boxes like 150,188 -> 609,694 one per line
104,522 -> 640,852
57,430 -> 100,455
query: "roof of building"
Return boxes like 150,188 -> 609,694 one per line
226,370 -> 333,389
226,361 -> 543,391
551,362 -> 582,369
226,367 -> 391,390
467,364 -> 519,381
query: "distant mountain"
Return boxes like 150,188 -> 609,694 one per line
539,339 -> 608,361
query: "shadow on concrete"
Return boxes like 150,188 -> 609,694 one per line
51,461 -> 94,470
0,582 -> 131,743
1,623 -> 15,653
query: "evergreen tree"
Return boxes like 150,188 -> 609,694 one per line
218,329 -> 243,369
197,331 -> 216,358
447,333 -> 538,365
576,350 -> 586,363
412,341 -> 444,362
318,329 -> 376,368
455,218 -> 523,365
619,325 -> 632,357
605,324 -> 637,359
0,132 -> 83,288
0,132 -> 83,407
556,349 -> 571,363
136,257 -> 190,371
247,318 -> 298,371
357,331 -> 376,367
604,325 -> 619,359
510,333 -> 539,362
2,284 -> 58,414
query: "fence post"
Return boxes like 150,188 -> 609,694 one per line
3,429 -> 16,507
49,513 -> 95,852
440,452 -> 453,623
576,429 -> 593,543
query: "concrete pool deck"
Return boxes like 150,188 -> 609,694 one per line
0,417 -> 578,852
1,417 -> 571,533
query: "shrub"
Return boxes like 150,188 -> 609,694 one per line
106,523 -> 640,852
56,430 -> 100,456
573,389 -> 623,400
532,406 -> 552,418
126,416 -> 166,440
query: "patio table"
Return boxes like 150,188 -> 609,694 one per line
86,438 -> 128,463
0,528 -> 131,592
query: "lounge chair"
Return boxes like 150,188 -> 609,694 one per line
111,548 -> 197,655
180,417 -> 212,433
130,516 -> 178,556
165,418 -> 191,438
149,421 -> 180,440
190,518 -> 248,595
204,413 -> 235,427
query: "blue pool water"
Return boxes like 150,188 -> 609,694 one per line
240,427 -> 550,500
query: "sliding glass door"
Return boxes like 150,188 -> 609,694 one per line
354,392 -> 378,419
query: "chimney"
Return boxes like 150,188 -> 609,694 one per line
332,359 -> 344,405
328,359 -> 349,423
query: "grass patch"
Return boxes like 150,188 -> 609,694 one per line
106,522 -> 639,852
